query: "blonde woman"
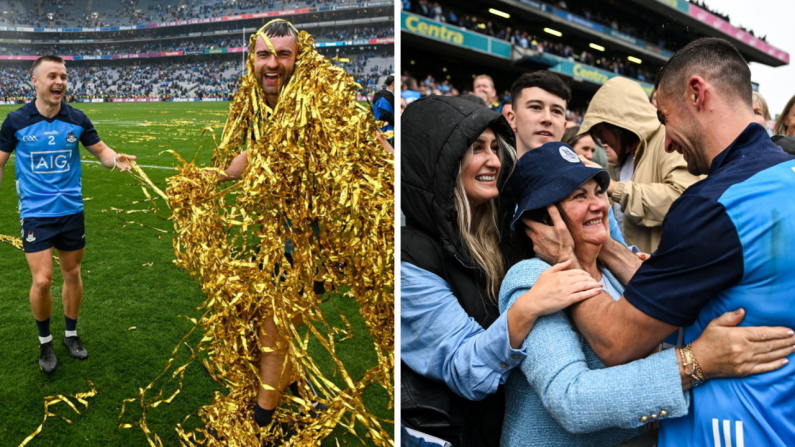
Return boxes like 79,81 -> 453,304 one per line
401,96 -> 603,446
752,91 -> 772,131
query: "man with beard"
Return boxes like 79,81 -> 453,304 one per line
222,21 -> 298,180
216,20 -> 317,431
0,55 -> 135,374
577,76 -> 700,253
527,38 -> 795,447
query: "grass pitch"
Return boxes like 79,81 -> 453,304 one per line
0,101 -> 393,446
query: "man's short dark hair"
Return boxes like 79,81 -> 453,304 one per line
654,37 -> 751,107
262,20 -> 298,38
384,75 -> 394,88
510,71 -> 571,106
404,76 -> 418,90
32,55 -> 65,74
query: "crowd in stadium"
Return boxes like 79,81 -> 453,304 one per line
0,0 -> 382,28
406,1 -> 667,48
405,0 -> 765,56
329,48 -> 393,92
685,0 -> 764,40
0,45 -> 391,102
405,2 -> 654,81
0,25 -> 392,57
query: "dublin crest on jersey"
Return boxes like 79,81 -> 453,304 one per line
66,131 -> 78,143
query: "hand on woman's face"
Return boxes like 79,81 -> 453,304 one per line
558,179 -> 609,247
463,127 -> 502,209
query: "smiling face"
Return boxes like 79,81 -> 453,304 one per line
572,134 -> 596,161
253,34 -> 297,108
509,87 -> 567,158
461,127 -> 502,209
655,90 -> 710,175
558,178 -> 609,248
32,60 -> 67,107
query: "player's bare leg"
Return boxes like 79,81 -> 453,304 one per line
26,248 -> 57,372
58,248 -> 83,321
255,314 -> 301,427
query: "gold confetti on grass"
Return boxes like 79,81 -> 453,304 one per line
119,21 -> 394,447
20,382 -> 98,447
0,234 -> 23,250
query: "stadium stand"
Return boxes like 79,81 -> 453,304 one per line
401,0 -> 788,118
0,0 -> 393,102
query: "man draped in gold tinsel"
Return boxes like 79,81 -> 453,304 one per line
163,19 -> 394,446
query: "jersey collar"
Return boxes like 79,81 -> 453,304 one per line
26,100 -> 68,117
709,123 -> 772,176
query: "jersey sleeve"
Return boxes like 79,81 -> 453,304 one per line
623,193 -> 744,327
0,115 -> 18,153
78,112 -> 101,147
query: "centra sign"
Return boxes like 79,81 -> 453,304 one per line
403,15 -> 463,45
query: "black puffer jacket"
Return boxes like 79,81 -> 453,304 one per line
401,95 -> 515,447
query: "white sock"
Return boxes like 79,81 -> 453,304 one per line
65,330 -> 77,338
39,334 -> 53,344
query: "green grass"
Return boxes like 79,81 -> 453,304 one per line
0,102 -> 393,446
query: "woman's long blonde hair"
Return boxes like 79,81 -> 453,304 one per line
453,131 -> 516,304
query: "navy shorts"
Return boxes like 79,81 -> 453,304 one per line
21,211 -> 86,253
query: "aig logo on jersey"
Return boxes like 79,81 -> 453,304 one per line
31,150 -> 71,174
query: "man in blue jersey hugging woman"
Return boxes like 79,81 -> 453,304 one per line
527,38 -> 795,446
0,55 -> 135,374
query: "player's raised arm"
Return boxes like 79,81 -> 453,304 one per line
84,141 -> 136,172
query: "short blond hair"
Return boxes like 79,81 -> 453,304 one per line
752,91 -> 771,127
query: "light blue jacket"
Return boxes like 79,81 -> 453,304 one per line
498,258 -> 690,447
401,262 -> 527,401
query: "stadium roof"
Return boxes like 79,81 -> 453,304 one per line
628,0 -> 789,67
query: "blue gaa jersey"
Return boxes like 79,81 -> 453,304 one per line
624,123 -> 795,447
0,101 -> 101,218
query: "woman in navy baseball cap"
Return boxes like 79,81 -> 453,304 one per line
497,141 -> 791,446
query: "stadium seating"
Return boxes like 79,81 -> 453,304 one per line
0,0 -> 393,102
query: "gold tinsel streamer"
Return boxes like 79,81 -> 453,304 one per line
119,20 -> 394,446
19,381 -> 98,447
0,234 -> 23,250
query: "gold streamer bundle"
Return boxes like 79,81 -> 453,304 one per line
121,21 -> 394,446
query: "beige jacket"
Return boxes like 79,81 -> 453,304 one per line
580,77 -> 702,253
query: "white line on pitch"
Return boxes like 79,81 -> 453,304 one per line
82,160 -> 177,170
